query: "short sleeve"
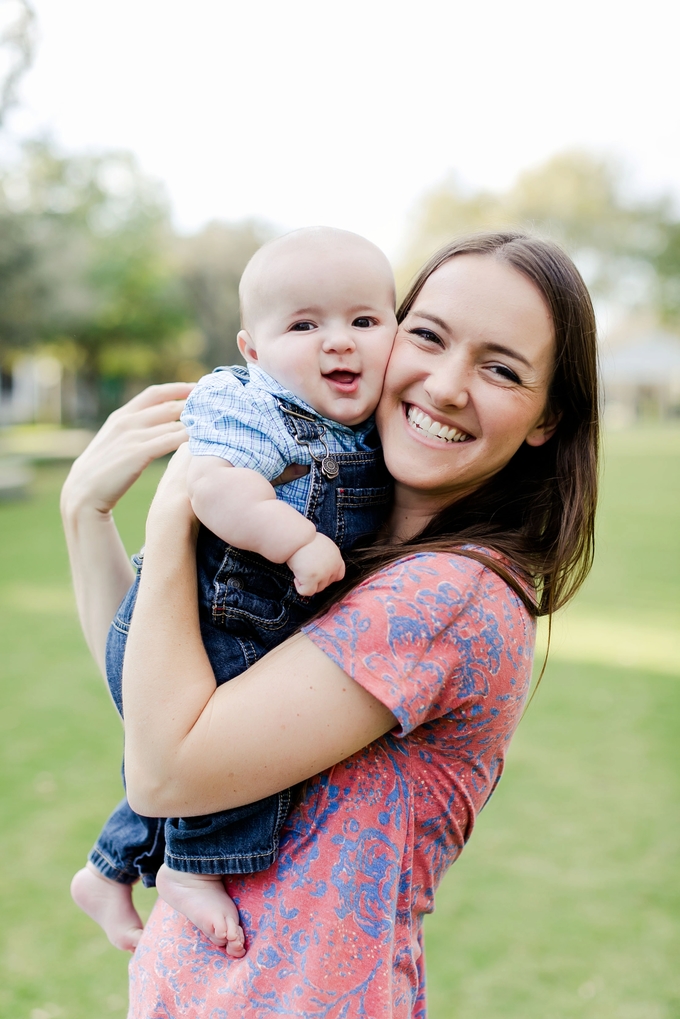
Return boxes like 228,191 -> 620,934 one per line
180,371 -> 294,481
303,552 -> 534,736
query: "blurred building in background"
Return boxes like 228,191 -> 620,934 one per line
601,331 -> 680,427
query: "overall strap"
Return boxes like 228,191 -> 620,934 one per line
212,364 -> 250,385
276,399 -> 340,480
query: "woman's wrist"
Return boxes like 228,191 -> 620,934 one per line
144,503 -> 198,561
60,476 -> 112,528
142,445 -> 199,550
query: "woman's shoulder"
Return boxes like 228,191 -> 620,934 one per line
354,547 -> 534,616
304,547 -> 535,736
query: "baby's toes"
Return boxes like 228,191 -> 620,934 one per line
226,924 -> 246,958
207,924 -> 229,947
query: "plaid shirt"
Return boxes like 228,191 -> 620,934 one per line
181,365 -> 376,515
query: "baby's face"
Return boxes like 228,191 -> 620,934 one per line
238,244 -> 397,426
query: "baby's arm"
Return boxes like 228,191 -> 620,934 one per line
187,455 -> 345,596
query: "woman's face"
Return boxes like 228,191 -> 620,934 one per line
376,254 -> 557,519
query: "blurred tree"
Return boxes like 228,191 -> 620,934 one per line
651,220 -> 680,328
0,5 -> 272,420
0,1 -> 41,356
177,219 -> 273,371
0,141 -> 190,418
0,199 -> 45,350
399,151 -> 669,312
0,0 -> 36,128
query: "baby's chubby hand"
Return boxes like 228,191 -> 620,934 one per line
287,533 -> 346,597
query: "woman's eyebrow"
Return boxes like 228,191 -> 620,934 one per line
484,342 -> 533,369
413,311 -> 451,333
413,312 -> 534,369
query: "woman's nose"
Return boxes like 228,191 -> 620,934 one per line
423,364 -> 470,410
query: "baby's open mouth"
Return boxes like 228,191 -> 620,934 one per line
324,370 -> 359,388
406,405 -> 472,443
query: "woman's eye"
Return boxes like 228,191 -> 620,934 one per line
353,317 -> 375,328
410,327 -> 442,346
489,364 -> 521,383
290,321 -> 315,332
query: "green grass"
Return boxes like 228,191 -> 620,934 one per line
0,463 -> 163,1019
0,428 -> 678,1019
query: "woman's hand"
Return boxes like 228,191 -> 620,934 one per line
62,383 -> 195,518
61,382 -> 194,677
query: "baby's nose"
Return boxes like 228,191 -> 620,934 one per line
323,329 -> 356,353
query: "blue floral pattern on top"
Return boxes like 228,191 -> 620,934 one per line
128,552 -> 535,1018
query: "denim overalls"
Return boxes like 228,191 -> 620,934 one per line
90,383 -> 391,887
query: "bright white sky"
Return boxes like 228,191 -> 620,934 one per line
9,0 -> 680,257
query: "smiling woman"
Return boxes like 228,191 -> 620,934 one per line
363,233 -> 599,616
61,231 -> 600,1018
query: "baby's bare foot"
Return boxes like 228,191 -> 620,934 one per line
156,863 -> 245,957
71,863 -> 144,952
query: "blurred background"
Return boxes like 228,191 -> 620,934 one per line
0,1 -> 678,1017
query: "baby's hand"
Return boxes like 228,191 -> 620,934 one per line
287,533 -> 345,597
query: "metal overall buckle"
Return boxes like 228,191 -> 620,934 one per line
279,406 -> 340,480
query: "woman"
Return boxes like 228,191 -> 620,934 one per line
61,232 -> 598,1017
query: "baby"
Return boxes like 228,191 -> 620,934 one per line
71,227 -> 397,955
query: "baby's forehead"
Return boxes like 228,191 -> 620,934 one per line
249,237 -> 387,280
239,228 -> 395,327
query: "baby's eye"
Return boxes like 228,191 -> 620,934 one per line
290,321 -> 315,332
352,316 -> 375,328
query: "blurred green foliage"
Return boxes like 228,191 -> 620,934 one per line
4,143 -> 680,422
0,6 -> 271,419
399,151 -> 680,326
0,140 -> 272,420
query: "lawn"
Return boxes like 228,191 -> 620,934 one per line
0,426 -> 678,1019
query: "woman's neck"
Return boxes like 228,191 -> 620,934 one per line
386,484 -> 457,543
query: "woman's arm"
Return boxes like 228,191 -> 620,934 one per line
122,446 -> 396,819
60,383 -> 194,676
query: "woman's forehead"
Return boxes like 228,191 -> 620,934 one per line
410,255 -> 554,355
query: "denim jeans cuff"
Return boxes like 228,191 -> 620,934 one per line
88,847 -> 139,885
164,847 -> 278,876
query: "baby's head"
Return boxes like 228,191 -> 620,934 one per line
237,227 -> 396,426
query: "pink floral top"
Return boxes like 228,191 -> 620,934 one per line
128,552 -> 535,1018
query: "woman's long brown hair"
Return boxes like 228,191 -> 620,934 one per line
340,231 -> 600,619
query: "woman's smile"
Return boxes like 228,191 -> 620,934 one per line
405,403 -> 474,443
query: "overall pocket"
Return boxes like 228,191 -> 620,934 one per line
211,548 -> 297,632
335,485 -> 392,550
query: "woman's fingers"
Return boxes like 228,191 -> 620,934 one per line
119,418 -> 187,444
141,424 -> 190,459
63,387 -> 195,515
123,382 -> 196,413
105,400 -> 189,439
129,400 -> 191,429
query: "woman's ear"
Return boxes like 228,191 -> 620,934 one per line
525,408 -> 561,447
237,330 -> 258,364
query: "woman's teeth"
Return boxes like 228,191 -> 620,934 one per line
407,406 -> 470,442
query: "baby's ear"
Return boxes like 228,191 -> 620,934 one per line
237,330 -> 258,363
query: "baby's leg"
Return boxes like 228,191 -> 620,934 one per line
155,863 -> 245,957
71,863 -> 144,952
